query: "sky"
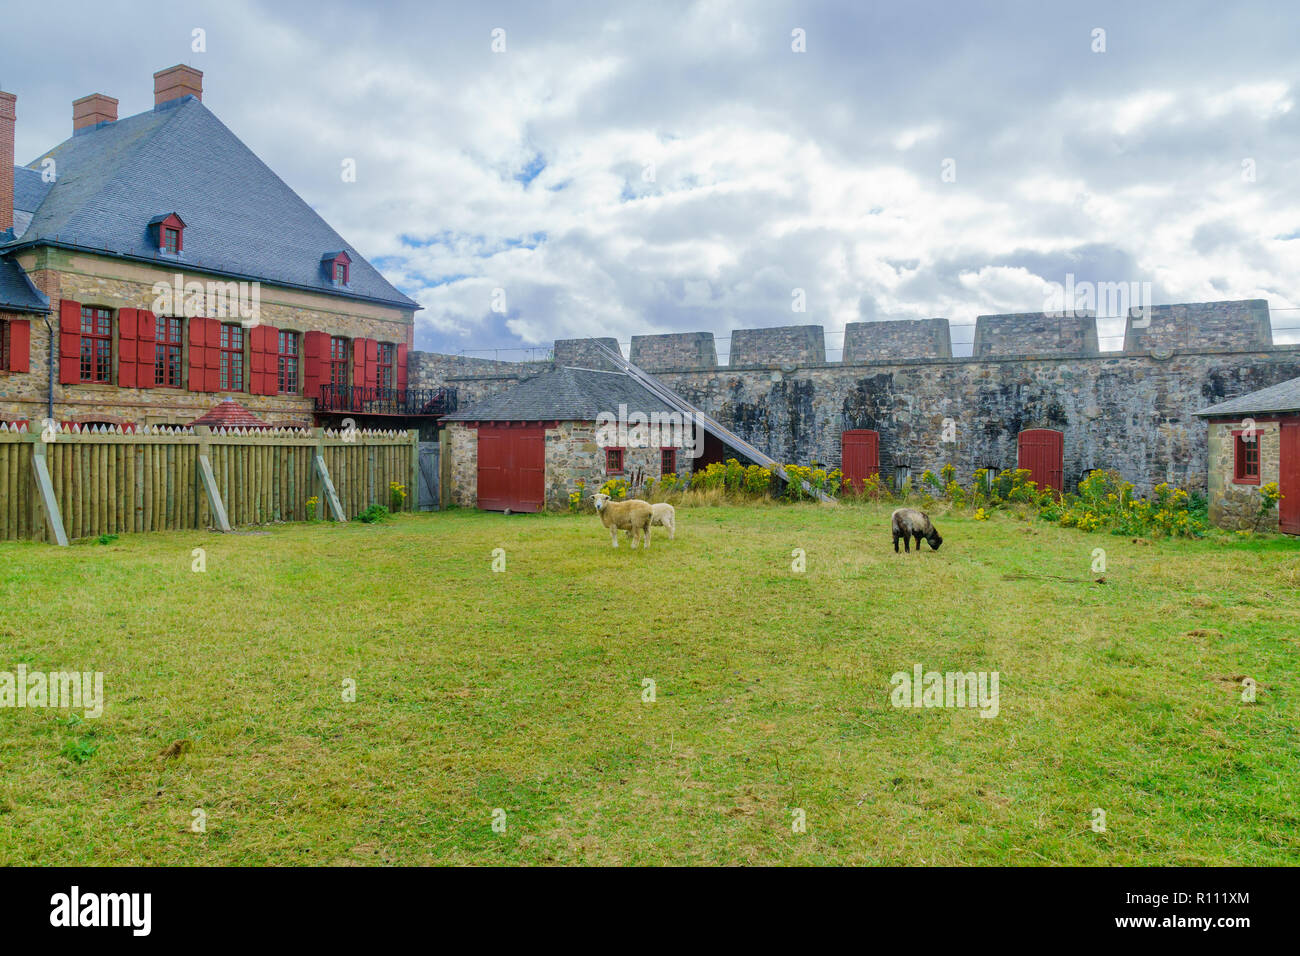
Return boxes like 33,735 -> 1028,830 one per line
5,0 -> 1299,358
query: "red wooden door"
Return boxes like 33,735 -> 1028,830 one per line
1018,429 -> 1064,493
477,425 -> 546,512
1280,420 -> 1300,535
841,430 -> 880,492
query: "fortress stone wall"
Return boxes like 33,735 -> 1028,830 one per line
410,301 -> 1300,493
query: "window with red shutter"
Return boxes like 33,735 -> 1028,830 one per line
0,323 -> 8,371
278,330 -> 299,394
377,343 -> 395,391
331,337 -> 349,387
156,317 -> 183,387
219,323 -> 244,391
80,306 -> 113,383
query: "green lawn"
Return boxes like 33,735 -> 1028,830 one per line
1,503 -> 1297,865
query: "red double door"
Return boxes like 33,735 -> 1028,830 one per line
1281,421 -> 1300,535
1018,429 -> 1064,494
477,425 -> 545,512
841,430 -> 880,492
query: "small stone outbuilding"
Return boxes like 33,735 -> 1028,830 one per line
1195,376 -> 1300,534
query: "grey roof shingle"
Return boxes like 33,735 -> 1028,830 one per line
1195,375 -> 1300,417
13,165 -> 52,215
3,97 -> 417,309
0,254 -> 50,312
442,366 -> 680,421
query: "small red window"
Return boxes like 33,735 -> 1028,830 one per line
155,316 -> 183,387
219,323 -> 244,391
1233,429 -> 1260,484
162,228 -> 180,254
277,330 -> 299,394
661,448 -> 676,476
605,447 -> 625,475
80,306 -> 113,383
334,262 -> 348,284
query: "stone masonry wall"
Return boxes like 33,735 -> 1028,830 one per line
630,331 -> 717,370
408,351 -> 549,406
843,318 -> 951,362
554,337 -> 623,371
1124,300 -> 1271,354
1205,419 -> 1281,531
729,324 -> 825,367
973,312 -> 1099,357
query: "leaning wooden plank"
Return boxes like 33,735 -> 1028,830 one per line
313,452 -> 346,522
29,438 -> 68,547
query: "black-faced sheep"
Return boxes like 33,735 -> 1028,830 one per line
591,493 -> 654,549
891,507 -> 943,553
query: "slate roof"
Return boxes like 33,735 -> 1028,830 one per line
3,96 -> 418,309
0,254 -> 50,312
1195,375 -> 1300,417
442,366 -> 680,421
189,397 -> 269,429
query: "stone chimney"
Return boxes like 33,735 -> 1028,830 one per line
0,89 -> 15,236
154,65 -> 203,107
73,93 -> 118,133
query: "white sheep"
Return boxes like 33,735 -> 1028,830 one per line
591,493 -> 654,549
650,502 -> 676,540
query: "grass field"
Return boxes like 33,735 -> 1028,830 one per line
1,502 -> 1297,865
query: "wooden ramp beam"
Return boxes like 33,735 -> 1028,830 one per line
29,437 -> 68,547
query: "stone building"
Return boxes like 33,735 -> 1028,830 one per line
441,365 -> 698,512
0,66 -> 451,434
1195,375 -> 1300,534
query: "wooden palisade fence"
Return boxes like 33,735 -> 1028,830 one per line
0,422 -> 420,545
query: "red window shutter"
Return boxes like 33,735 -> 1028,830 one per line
117,308 -> 138,388
396,343 -> 407,391
352,337 -> 366,391
136,311 -> 157,388
303,330 -> 329,401
58,299 -> 82,384
204,319 -> 221,392
364,338 -> 378,389
8,320 -> 30,372
188,316 -> 206,390
251,324 -> 278,395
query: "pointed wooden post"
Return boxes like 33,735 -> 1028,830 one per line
194,425 -> 232,532
312,428 -> 346,522
28,430 -> 69,546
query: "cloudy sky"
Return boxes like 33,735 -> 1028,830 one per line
7,0 -> 1300,357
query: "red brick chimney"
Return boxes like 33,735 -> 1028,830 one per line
154,65 -> 203,107
72,93 -> 118,133
0,89 -> 15,235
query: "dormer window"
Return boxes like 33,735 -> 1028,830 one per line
149,213 -> 185,255
321,250 -> 352,286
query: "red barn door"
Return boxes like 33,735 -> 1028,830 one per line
1018,429 -> 1064,493
841,430 -> 880,492
1280,420 -> 1300,535
477,425 -> 546,512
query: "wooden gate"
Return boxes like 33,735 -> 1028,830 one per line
417,441 -> 440,511
841,430 -> 880,492
477,425 -> 545,512
1280,420 -> 1300,535
1018,429 -> 1064,493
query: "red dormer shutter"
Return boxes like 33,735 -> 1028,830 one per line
188,316 -> 206,391
7,320 -> 30,373
302,330 -> 329,401
136,310 -> 157,388
58,299 -> 82,384
396,343 -> 407,392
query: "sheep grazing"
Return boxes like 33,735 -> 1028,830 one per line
891,507 -> 943,553
591,493 -> 654,549
650,502 -> 676,540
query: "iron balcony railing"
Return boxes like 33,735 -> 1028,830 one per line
314,385 -> 458,417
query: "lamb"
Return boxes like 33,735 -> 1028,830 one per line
891,507 -> 943,553
650,502 -> 676,540
591,493 -> 654,549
